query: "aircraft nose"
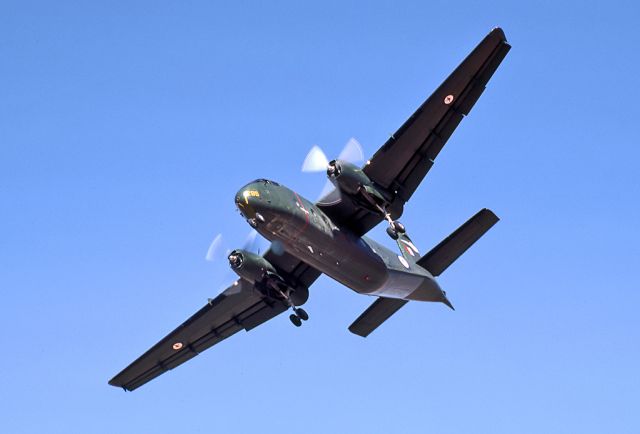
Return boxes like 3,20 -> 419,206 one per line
234,191 -> 243,208
235,186 -> 261,219
235,191 -> 250,218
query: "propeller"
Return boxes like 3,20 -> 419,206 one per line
271,239 -> 285,256
301,137 -> 365,201
205,230 -> 288,298
204,229 -> 262,294
301,138 -> 364,173
301,145 -> 329,173
337,137 -> 365,165
205,233 -> 225,262
205,229 -> 264,263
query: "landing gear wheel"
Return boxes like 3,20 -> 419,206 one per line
289,314 -> 302,327
386,226 -> 399,240
295,308 -> 309,321
277,288 -> 308,327
391,221 -> 406,234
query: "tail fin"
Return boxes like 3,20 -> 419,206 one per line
417,208 -> 499,276
395,231 -> 422,266
349,209 -> 497,338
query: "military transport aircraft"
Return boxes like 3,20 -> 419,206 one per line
109,27 -> 510,391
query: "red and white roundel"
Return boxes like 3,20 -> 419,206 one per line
444,94 -> 454,105
172,342 -> 183,351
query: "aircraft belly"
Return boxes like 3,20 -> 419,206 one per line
367,270 -> 424,298
295,233 -> 388,293
367,270 -> 443,301
258,190 -> 444,298
270,217 -> 387,293
262,207 -> 444,302
256,195 -> 386,293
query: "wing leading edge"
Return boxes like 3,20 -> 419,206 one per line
108,280 -> 286,391
364,27 -> 510,202
318,27 -> 510,236
109,251 -> 320,391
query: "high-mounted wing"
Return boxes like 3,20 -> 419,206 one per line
109,251 -> 321,391
318,28 -> 510,236
364,27 -> 510,203
108,280 -> 286,391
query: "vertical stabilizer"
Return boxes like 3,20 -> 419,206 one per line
395,231 -> 422,266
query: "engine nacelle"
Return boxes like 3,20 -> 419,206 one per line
327,160 -> 390,205
227,249 -> 309,306
327,160 -> 369,195
227,249 -> 277,284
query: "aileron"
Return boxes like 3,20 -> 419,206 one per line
364,27 -> 510,203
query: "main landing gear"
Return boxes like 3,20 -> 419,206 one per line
289,308 -> 309,327
276,288 -> 309,327
386,221 -> 406,240
375,204 -> 406,240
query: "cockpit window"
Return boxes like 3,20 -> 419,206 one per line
252,178 -> 280,186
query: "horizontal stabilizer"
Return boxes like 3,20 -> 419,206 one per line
349,297 -> 408,337
417,208 -> 499,276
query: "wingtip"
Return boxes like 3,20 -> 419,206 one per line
108,377 -> 131,392
490,26 -> 507,41
480,208 -> 500,224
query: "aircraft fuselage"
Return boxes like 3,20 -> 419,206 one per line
235,179 -> 445,302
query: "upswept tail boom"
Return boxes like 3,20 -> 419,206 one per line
348,208 -> 500,337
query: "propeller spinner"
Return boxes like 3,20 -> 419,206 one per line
301,138 -> 365,200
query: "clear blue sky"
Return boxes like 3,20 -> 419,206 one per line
1,1 -> 639,433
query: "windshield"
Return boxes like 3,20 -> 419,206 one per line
251,178 -> 280,186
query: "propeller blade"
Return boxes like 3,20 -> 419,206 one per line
317,183 -> 342,205
210,267 -> 242,294
205,233 -> 224,262
301,145 -> 329,172
338,137 -> 364,165
270,240 -> 286,256
242,229 -> 259,252
206,228 -> 263,265
317,179 -> 337,201
206,230 -> 261,296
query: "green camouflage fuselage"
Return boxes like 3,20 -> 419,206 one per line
236,179 -> 445,302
